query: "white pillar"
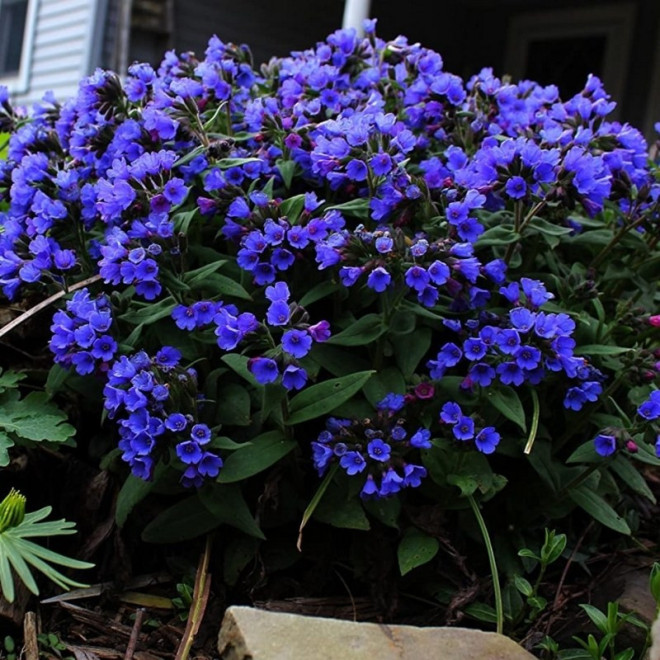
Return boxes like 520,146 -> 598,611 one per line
342,0 -> 372,37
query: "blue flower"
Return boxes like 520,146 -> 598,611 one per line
405,265 -> 430,292
176,440 -> 203,465
367,438 -> 391,462
453,416 -> 475,440
266,299 -> 290,326
265,281 -> 290,302
409,428 -> 431,449
403,464 -> 427,488
594,433 -> 617,457
366,266 -> 391,292
282,365 -> 308,391
311,442 -> 334,475
505,175 -> 527,199
463,338 -> 487,361
165,413 -> 187,432
564,386 -> 588,411
155,346 -> 181,369
475,427 -> 500,454
249,357 -> 279,384
191,424 -> 211,444
638,391 -> 660,420
440,402 -> 462,424
376,393 -> 405,413
360,474 -> 379,499
340,451 -> 366,476
282,329 -> 313,358
379,468 -> 403,496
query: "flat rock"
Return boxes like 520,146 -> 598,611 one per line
218,606 -> 537,659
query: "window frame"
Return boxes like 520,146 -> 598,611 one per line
503,4 -> 635,121
0,0 -> 39,95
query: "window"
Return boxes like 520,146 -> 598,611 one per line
504,5 -> 635,118
0,0 -> 37,94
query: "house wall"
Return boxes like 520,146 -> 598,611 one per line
169,0 -> 344,66
12,0 -> 103,107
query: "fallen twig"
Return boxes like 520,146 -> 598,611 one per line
123,608 -> 145,660
23,610 -> 40,660
0,274 -> 102,340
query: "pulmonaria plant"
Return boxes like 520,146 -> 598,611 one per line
0,19 -> 657,548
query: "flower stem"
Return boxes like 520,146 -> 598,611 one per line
467,493 -> 504,634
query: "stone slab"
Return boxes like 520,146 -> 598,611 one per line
218,605 -> 537,659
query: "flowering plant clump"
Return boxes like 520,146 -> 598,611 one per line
0,19 -> 658,617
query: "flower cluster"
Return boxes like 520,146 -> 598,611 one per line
49,289 -> 116,375
311,400 -> 431,499
426,278 -> 603,409
103,347 -> 222,485
438,402 -> 501,454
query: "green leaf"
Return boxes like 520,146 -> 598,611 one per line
217,157 -> 263,169
485,386 -> 527,432
196,273 -> 252,300
45,365 -> 70,398
298,464 -> 339,549
649,563 -> 660,604
574,345 -> 631,356
446,473 -> 479,497
513,575 -> 533,597
525,216 -> 574,237
579,604 -> 608,633
387,309 -> 417,335
566,441 -> 602,464
199,483 -> 265,539
119,297 -> 176,325
363,367 -> 406,407
0,392 -> 75,444
0,370 -> 25,394
115,475 -> 155,528
276,159 -> 296,189
326,314 -> 386,347
214,383 -> 252,426
141,495 -> 221,543
325,198 -> 370,219
392,327 -> 432,379
210,436 -> 251,450
299,280 -> 340,307
279,193 -> 305,222
0,506 -> 93,602
363,497 -> 401,529
217,431 -> 296,483
310,344 -> 371,377
0,432 -> 14,467
630,438 -> 660,466
475,224 -> 520,247
172,209 -> 198,234
464,602 -> 498,623
567,229 -> 613,247
286,371 -> 375,425
221,354 -> 258,386
569,486 -> 631,535
610,456 -> 656,503
397,527 -> 440,576
183,259 -> 227,286
313,484 -> 370,531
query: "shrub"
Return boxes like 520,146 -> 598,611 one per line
0,20 -> 658,624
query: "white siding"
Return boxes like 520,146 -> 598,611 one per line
12,0 -> 100,107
